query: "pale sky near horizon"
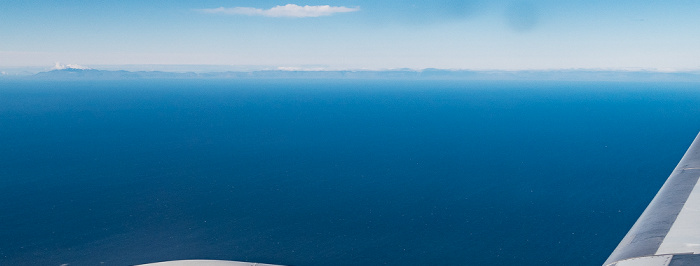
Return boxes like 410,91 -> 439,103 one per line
1,1 -> 700,70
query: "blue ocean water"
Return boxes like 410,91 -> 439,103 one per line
1,79 -> 700,265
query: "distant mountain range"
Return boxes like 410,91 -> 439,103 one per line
6,67 -> 700,82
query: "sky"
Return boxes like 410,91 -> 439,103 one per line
1,0 -> 700,71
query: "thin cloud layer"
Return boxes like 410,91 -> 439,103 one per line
200,4 -> 360,18
52,62 -> 89,70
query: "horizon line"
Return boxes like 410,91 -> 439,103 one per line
2,64 -> 700,75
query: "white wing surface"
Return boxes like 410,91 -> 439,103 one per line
605,132 -> 700,266
136,260 -> 284,266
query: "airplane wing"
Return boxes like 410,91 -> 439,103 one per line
605,132 -> 700,266
136,260 -> 284,266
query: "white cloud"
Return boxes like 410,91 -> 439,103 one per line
53,62 -> 90,70
199,4 -> 360,18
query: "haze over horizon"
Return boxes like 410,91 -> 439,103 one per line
2,1 -> 700,71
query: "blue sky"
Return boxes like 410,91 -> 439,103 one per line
1,0 -> 700,70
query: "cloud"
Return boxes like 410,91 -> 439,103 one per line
199,4 -> 360,18
53,62 -> 90,70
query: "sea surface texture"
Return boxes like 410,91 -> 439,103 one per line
1,80 -> 700,265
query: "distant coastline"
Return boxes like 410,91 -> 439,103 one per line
3,66 -> 700,82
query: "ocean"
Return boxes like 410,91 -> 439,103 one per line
1,79 -> 699,265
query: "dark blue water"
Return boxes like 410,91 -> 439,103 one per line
1,79 -> 700,265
